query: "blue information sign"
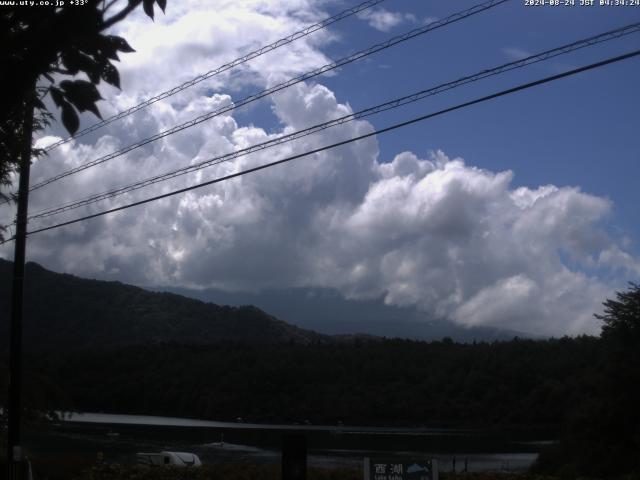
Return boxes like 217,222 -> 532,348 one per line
364,458 -> 438,480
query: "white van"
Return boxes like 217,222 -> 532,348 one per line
136,451 -> 202,467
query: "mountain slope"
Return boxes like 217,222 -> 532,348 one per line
0,259 -> 327,351
159,286 -> 528,342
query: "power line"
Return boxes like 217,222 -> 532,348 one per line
25,22 -> 640,222
28,0 -> 509,193
42,0 -> 390,152
6,48 -> 635,242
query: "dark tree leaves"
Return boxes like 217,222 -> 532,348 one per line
143,0 -> 155,20
60,102 -> 79,135
61,49 -> 100,79
94,36 -> 121,61
33,97 -> 46,111
101,63 -> 120,89
0,0 -> 169,212
59,80 -> 103,119
105,35 -> 136,54
596,282 -> 640,343
49,87 -> 65,107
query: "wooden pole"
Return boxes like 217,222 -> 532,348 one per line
282,433 -> 306,480
6,92 -> 35,477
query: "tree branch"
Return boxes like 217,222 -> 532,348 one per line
101,1 -> 142,30
51,67 -> 72,75
103,0 -> 119,13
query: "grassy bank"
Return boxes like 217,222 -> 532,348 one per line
1,459 -> 565,480
72,465 -> 640,480
7,458 -> 639,479
73,464 -> 564,480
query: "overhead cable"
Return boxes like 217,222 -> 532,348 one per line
43,0 -> 390,152
29,0 -> 509,192
26,22 -> 640,221
6,48 -> 635,242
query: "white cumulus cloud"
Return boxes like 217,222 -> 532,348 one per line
357,8 -> 416,32
1,0 -> 637,338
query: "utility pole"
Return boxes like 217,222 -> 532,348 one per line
6,92 -> 35,478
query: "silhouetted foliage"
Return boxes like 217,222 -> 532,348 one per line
596,282 -> 640,343
535,283 -> 640,477
0,0 -> 166,212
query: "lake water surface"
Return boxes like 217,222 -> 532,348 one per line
25,412 -> 547,472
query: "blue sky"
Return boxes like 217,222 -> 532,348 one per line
238,0 -> 640,254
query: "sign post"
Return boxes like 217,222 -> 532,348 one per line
282,433 -> 306,480
364,458 -> 438,480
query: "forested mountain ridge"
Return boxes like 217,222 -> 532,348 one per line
0,259 -> 328,351
159,285 -> 529,342
1,258 -> 638,476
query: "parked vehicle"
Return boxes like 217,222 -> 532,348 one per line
136,451 -> 202,467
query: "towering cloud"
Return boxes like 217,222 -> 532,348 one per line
1,0 -> 635,337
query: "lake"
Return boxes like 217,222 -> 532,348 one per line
23,412 -> 548,473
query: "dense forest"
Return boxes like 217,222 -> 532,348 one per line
18,337 -> 599,428
0,258 -> 638,477
1,329 -> 638,476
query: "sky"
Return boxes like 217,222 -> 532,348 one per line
1,0 -> 639,337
